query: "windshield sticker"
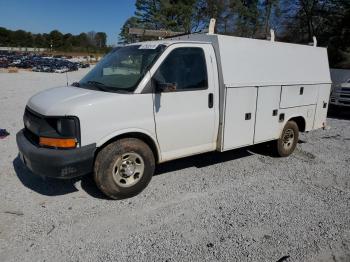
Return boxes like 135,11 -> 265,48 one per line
139,44 -> 159,50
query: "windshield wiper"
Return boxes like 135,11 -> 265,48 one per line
86,81 -> 130,93
87,80 -> 106,86
85,80 -> 116,92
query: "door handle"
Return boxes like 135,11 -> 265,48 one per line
208,93 -> 213,108
245,113 -> 252,120
279,113 -> 285,122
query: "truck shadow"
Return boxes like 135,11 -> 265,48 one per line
155,148 -> 253,176
13,156 -> 106,199
13,146 -> 270,199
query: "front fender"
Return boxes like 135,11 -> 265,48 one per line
96,128 -> 161,158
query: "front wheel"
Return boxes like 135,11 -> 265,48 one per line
275,121 -> 299,157
94,138 -> 155,199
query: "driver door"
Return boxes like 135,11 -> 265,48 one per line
151,44 -> 217,161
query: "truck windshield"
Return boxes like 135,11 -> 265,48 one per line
79,44 -> 165,93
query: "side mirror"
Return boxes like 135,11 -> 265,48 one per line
155,81 -> 177,93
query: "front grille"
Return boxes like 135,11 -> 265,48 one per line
25,107 -> 41,121
23,107 -> 44,146
340,94 -> 350,99
341,87 -> 350,92
23,107 -> 44,136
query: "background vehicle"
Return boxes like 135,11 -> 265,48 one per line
16,32 -> 331,199
330,68 -> 350,108
0,51 -> 82,72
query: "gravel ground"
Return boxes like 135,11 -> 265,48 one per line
0,70 -> 349,262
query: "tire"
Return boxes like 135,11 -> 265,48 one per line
275,121 -> 299,157
94,138 -> 155,199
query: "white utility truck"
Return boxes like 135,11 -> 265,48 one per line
17,31 -> 331,199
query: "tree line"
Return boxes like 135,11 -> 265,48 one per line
120,0 -> 350,68
0,27 -> 109,53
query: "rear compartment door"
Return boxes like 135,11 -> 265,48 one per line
280,85 -> 318,108
222,87 -> 257,150
313,84 -> 331,129
254,86 -> 282,143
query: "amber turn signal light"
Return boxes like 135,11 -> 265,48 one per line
39,137 -> 77,149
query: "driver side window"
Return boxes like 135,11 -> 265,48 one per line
154,47 -> 208,91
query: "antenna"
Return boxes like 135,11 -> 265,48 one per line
313,36 -> 317,47
208,18 -> 216,35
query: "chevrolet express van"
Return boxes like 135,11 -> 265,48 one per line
17,32 -> 331,199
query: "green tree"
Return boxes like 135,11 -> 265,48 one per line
192,0 -> 226,32
12,30 -> 27,46
261,0 -> 280,37
49,30 -> 63,50
77,32 -> 89,51
95,32 -> 107,48
119,16 -> 141,43
0,27 -> 110,53
121,0 -> 199,43
62,33 -> 73,51
0,27 -> 10,46
158,0 -> 197,33
33,34 -> 45,48
135,0 -> 162,29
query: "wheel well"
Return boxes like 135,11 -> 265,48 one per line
289,116 -> 306,132
96,132 -> 160,163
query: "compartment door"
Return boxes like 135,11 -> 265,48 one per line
280,85 -> 318,108
254,86 -> 282,143
222,87 -> 257,150
313,84 -> 331,129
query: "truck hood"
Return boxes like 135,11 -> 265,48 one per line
27,86 -> 121,116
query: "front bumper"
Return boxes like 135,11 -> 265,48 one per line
16,129 -> 96,179
330,96 -> 350,107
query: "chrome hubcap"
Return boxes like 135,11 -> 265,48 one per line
112,152 -> 145,188
282,128 -> 295,150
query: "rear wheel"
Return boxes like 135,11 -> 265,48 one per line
94,138 -> 155,199
275,121 -> 299,157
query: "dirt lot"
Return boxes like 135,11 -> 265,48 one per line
0,70 -> 349,262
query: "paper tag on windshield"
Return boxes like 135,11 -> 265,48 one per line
139,44 -> 159,49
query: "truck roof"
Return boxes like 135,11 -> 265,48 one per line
130,33 -> 331,87
127,39 -> 211,47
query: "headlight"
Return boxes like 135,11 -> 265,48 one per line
39,117 -> 80,149
23,108 -> 80,149
56,118 -> 78,137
